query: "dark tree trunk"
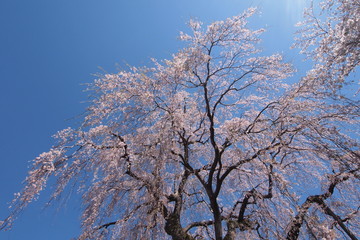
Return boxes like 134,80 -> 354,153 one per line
165,213 -> 194,240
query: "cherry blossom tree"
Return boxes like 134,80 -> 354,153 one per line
288,0 -> 360,239
1,6 -> 359,240
294,0 -> 359,91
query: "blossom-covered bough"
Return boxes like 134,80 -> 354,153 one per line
294,0 -> 360,91
1,3 -> 359,240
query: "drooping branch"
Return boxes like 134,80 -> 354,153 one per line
286,169 -> 359,240
317,199 -> 358,240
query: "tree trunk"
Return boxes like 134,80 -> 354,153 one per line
209,197 -> 223,240
165,213 -> 194,240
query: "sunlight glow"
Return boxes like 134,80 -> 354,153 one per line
285,0 -> 310,21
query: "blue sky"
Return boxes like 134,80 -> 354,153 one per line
0,0 -> 310,239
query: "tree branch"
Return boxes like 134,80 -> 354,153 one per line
286,169 -> 359,240
184,220 -> 215,232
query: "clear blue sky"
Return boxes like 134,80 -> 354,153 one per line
0,0 -> 310,239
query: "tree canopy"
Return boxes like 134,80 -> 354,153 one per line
1,1 -> 359,239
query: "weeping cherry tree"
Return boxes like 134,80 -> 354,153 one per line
1,4 -> 360,240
